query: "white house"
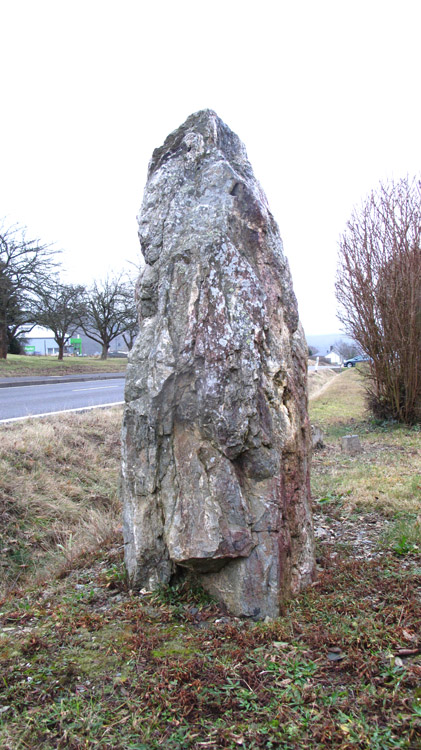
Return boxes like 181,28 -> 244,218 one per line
324,347 -> 342,365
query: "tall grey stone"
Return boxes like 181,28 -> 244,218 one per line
121,110 -> 315,618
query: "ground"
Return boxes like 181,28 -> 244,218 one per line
0,368 -> 419,749
0,354 -> 127,377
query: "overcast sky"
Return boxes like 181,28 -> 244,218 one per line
1,0 -> 420,335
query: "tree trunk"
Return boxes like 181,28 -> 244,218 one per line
122,333 -> 134,351
58,343 -> 64,361
0,319 -> 8,359
101,342 -> 108,360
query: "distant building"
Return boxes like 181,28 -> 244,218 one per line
324,347 -> 342,365
22,327 -> 128,356
23,327 -> 66,356
23,335 -> 58,356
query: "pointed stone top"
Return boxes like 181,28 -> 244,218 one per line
148,109 -> 253,181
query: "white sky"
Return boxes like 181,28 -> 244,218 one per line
1,0 -> 420,335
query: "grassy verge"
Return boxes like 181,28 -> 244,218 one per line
307,367 -> 340,399
310,368 -> 420,518
0,408 -> 123,595
0,354 -> 127,378
309,367 -> 368,430
0,377 -> 420,748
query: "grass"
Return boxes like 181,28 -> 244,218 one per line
309,368 -> 421,518
0,372 -> 419,748
309,367 -> 368,433
0,408 -> 123,595
381,517 -> 421,557
307,367 -> 340,399
0,550 -> 419,748
0,354 -> 127,378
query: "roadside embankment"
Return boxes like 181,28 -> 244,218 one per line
308,367 -> 340,399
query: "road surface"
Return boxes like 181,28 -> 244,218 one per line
0,378 -> 125,423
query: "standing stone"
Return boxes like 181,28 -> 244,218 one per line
121,110 -> 315,618
341,434 -> 362,455
311,424 -> 325,451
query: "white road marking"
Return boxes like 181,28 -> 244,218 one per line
0,402 -> 124,425
0,379 -> 125,391
72,385 -> 119,391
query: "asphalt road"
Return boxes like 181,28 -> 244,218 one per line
0,378 -> 125,423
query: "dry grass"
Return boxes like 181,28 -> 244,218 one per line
0,371 -> 420,748
0,354 -> 127,377
307,367 -> 340,399
309,367 -> 368,426
0,407 -> 123,594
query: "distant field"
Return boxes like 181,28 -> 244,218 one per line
0,354 -> 127,377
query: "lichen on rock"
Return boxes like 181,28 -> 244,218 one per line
121,109 -> 315,618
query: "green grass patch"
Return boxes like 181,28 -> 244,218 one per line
310,369 -> 421,516
0,354 -> 127,378
309,367 -> 367,437
381,515 -> 421,557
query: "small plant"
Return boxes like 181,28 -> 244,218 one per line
381,515 -> 421,557
392,534 -> 418,556
100,562 -> 128,591
151,576 -> 215,609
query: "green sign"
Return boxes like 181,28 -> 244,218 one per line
70,337 -> 82,354
24,345 -> 35,353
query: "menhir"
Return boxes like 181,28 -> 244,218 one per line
121,110 -> 315,618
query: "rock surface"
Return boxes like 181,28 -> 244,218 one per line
341,434 -> 362,455
121,110 -> 315,618
311,424 -> 325,451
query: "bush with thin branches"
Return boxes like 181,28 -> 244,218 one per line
336,176 -> 421,424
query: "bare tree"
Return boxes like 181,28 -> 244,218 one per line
333,339 -> 360,361
6,290 -> 28,353
121,278 -> 139,351
0,223 -> 59,358
33,280 -> 86,360
80,274 -> 137,359
336,176 -> 421,423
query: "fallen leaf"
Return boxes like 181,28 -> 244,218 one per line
396,648 -> 420,657
340,724 -> 351,734
327,651 -> 346,661
402,629 -> 417,642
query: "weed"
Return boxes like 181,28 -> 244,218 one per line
151,576 -> 216,609
99,562 -> 129,591
381,516 -> 421,557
